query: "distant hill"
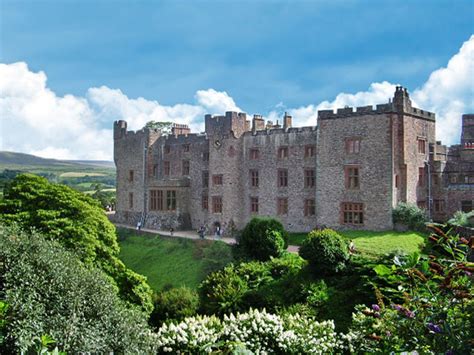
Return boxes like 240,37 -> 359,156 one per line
0,151 -> 115,170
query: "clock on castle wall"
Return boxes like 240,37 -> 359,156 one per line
214,139 -> 221,148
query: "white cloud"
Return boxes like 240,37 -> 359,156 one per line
0,64 -> 242,160
1,36 -> 472,160
195,89 -> 241,114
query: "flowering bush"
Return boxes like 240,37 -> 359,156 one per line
348,224 -> 473,353
154,308 -> 348,353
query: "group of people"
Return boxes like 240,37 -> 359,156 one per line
198,224 -> 224,239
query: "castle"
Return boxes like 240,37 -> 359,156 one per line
113,87 -> 474,233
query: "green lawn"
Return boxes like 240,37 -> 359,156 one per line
288,230 -> 426,257
118,228 -> 233,291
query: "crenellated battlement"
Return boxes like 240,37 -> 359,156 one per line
242,125 -> 316,137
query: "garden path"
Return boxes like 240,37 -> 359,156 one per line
114,223 -> 300,253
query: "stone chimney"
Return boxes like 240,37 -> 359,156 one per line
171,123 -> 191,136
252,114 -> 265,132
283,112 -> 292,130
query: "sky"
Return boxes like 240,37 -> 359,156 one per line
1,0 -> 473,160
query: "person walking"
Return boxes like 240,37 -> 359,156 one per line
198,226 -> 205,239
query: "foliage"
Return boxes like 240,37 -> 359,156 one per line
143,120 -> 173,132
0,174 -> 153,314
155,308 -> 348,353
0,225 -> 157,353
238,217 -> 288,261
90,183 -> 116,209
448,210 -> 474,227
393,202 -> 428,231
150,287 -> 199,328
199,254 -> 306,316
349,224 -> 473,353
299,228 -> 350,275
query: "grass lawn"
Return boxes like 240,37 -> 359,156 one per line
288,230 -> 426,257
118,228 -> 233,291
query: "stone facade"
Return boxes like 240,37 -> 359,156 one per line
113,87 -> 474,233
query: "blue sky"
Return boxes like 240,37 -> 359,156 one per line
1,0 -> 473,159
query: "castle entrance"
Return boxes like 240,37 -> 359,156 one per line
213,221 -> 221,236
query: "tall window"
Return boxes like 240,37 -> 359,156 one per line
418,167 -> 425,186
164,161 -> 170,176
341,203 -> 363,225
417,200 -> 426,209
434,199 -> 445,213
202,171 -> 209,187
345,138 -> 361,154
304,169 -> 315,188
203,152 -> 209,161
129,192 -> 133,209
278,146 -> 289,159
345,166 -> 360,189
166,190 -> 176,210
212,174 -> 223,185
395,174 -> 399,188
150,190 -> 164,211
304,145 -> 316,158
417,138 -> 426,154
249,148 -> 260,160
202,195 -> 208,210
250,197 -> 259,214
250,170 -> 259,187
183,144 -> 190,152
304,199 -> 316,216
278,169 -> 288,187
277,198 -> 288,215
212,196 -> 223,213
152,164 -> 158,177
129,170 -> 134,182
182,160 -> 190,176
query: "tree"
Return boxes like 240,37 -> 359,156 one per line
0,225 -> 156,353
0,174 -> 153,314
143,120 -> 173,133
237,217 -> 288,261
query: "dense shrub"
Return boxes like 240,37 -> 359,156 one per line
0,224 -> 156,353
299,228 -> 350,275
199,254 -> 306,316
0,174 -> 153,314
392,202 -> 428,231
150,287 -> 199,327
238,217 -> 288,260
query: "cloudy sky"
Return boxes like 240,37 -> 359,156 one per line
1,0 -> 473,160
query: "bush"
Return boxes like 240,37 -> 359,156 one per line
238,217 -> 288,261
0,174 -> 153,314
299,228 -> 350,275
448,210 -> 474,227
392,202 -> 428,231
150,287 -> 199,328
0,224 -> 156,353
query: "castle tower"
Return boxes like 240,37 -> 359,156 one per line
393,86 -> 412,112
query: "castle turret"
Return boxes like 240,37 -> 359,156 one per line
114,120 -> 127,140
393,86 -> 412,113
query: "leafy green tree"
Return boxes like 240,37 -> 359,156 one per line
299,229 -> 350,275
237,217 -> 288,261
0,225 -> 156,353
392,202 -> 428,231
0,174 -> 153,314
143,120 -> 173,133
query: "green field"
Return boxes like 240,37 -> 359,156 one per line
60,172 -> 107,177
118,228 -> 233,291
288,230 -> 426,256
